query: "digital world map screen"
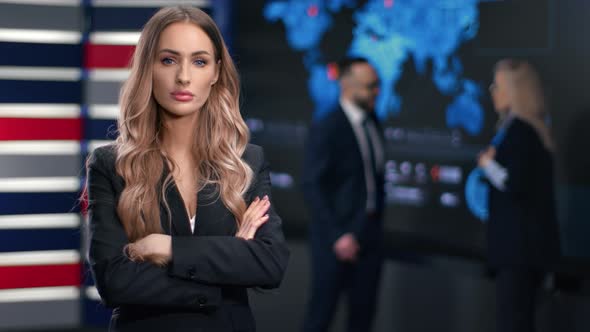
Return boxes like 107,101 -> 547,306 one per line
237,0 -> 553,258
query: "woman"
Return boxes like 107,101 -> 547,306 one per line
479,59 -> 560,332
86,6 -> 289,332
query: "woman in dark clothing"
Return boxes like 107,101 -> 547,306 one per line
85,6 -> 289,331
479,59 -> 560,332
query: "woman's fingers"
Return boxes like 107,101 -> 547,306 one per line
236,195 -> 271,239
242,196 -> 260,221
242,196 -> 268,223
243,214 -> 269,240
237,214 -> 269,240
251,196 -> 270,219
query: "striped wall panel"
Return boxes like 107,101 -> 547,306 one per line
0,0 -> 83,329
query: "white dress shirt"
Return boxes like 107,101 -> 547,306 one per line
189,215 -> 196,234
340,99 -> 384,212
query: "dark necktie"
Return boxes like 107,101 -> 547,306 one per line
362,116 -> 378,177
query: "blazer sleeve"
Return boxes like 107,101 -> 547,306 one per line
301,120 -> 351,245
86,147 -> 221,309
494,123 -> 540,197
168,146 -> 290,289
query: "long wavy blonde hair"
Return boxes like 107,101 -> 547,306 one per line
115,6 -> 252,242
494,59 -> 554,151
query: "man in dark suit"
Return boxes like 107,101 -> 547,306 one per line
302,57 -> 385,332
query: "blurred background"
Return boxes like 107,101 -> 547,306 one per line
0,0 -> 589,331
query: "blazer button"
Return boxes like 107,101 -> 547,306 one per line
187,267 -> 196,280
197,295 -> 208,305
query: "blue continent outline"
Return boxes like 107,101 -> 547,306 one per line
264,0 -> 485,135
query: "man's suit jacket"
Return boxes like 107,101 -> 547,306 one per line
487,117 -> 560,269
86,144 -> 290,332
302,107 -> 385,250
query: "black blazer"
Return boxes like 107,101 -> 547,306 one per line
487,117 -> 560,269
301,107 -> 385,249
86,144 -> 289,332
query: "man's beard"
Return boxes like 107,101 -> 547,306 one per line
353,97 -> 374,113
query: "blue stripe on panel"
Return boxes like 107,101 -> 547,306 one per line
84,119 -> 118,141
91,7 -> 212,31
91,7 -> 159,31
0,193 -> 81,215
0,80 -> 82,103
0,229 -> 80,252
0,42 -> 82,67
83,297 -> 111,328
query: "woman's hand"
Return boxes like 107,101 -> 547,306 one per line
126,234 -> 172,267
478,146 -> 496,168
235,195 -> 270,240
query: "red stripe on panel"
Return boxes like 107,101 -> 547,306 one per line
84,44 -> 135,69
0,264 -> 81,289
0,118 -> 81,140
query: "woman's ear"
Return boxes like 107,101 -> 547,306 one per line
212,60 -> 221,85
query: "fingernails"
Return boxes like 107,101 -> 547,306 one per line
263,195 -> 269,201
254,196 -> 260,202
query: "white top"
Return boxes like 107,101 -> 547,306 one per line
189,215 -> 196,234
482,159 -> 508,191
481,113 -> 514,192
340,99 -> 384,212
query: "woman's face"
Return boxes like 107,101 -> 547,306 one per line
152,22 -> 219,118
490,70 -> 511,115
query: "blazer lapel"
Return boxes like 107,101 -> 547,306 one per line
194,183 -> 235,236
159,162 -> 192,236
158,160 -> 236,236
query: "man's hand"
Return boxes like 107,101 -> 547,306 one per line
333,233 -> 359,262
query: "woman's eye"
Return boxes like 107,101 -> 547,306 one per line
161,58 -> 175,65
194,59 -> 206,66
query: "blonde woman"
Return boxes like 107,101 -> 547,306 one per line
479,59 -> 560,332
86,6 -> 289,331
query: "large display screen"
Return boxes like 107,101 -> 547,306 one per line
235,0 -> 586,260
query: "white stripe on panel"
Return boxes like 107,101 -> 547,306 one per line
0,0 -> 80,6
0,250 -> 79,266
0,213 -> 80,229
0,104 -> 80,118
0,286 -> 79,303
0,176 -> 80,192
93,0 -> 209,7
0,141 -> 80,155
0,28 -> 81,44
89,32 -> 140,45
87,140 -> 114,153
85,286 -> 101,301
88,104 -> 118,120
88,69 -> 129,82
0,67 -> 81,81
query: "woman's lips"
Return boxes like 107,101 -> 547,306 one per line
171,91 -> 194,102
